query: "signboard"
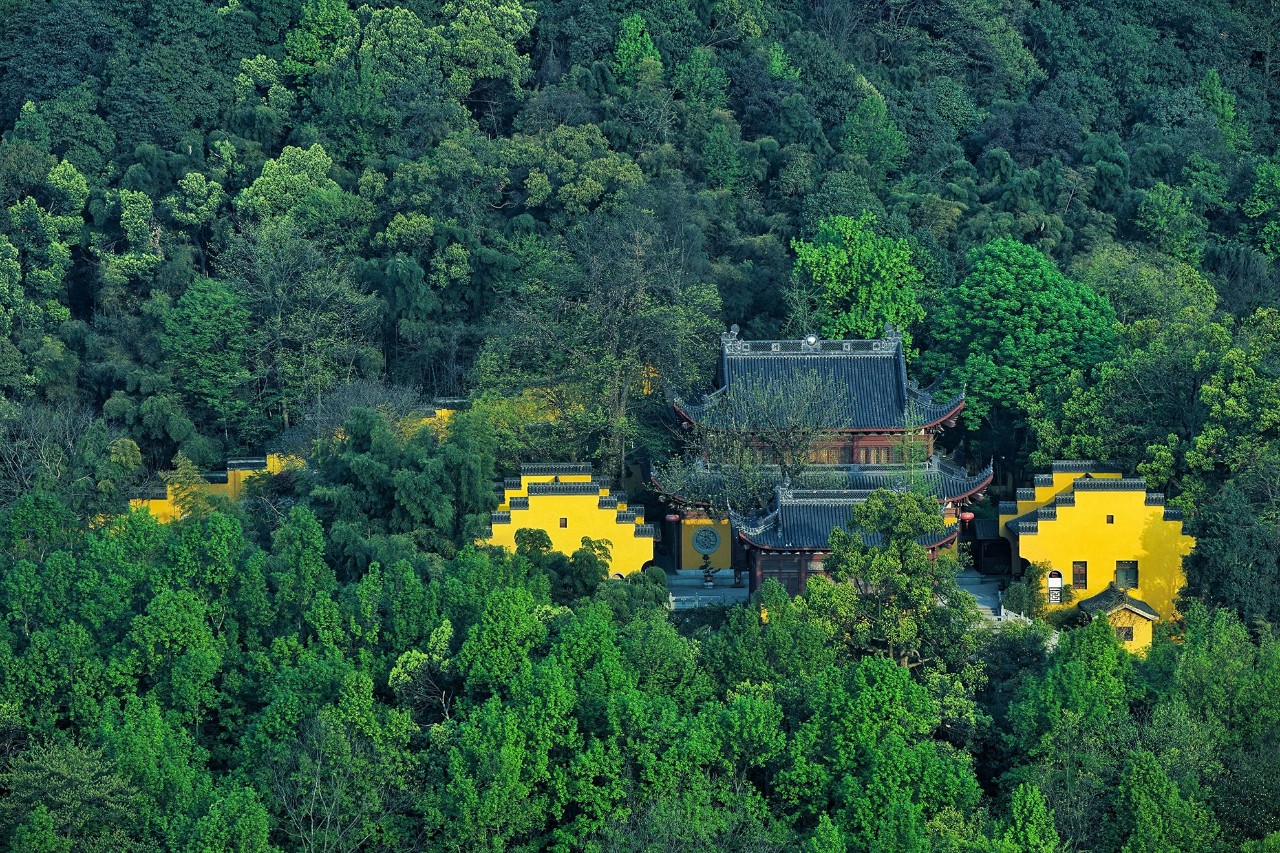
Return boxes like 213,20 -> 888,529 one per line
1047,570 -> 1063,605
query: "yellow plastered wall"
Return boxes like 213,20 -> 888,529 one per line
1017,486 -> 1193,622
680,516 -> 733,570
1106,608 -> 1156,654
999,469 -> 1123,545
130,454 -> 303,523
485,471 -> 654,576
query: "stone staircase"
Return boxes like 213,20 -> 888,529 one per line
956,569 -> 1003,622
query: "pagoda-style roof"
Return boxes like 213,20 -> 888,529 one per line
730,485 -> 960,553
676,327 -> 965,432
1078,584 -> 1160,621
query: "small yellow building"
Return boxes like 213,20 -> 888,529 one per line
130,454 -> 302,523
485,463 -> 655,576
999,461 -> 1194,652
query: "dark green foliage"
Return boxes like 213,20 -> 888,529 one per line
3,0 -> 1280,846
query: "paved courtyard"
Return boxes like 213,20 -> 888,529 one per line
666,569 -> 751,609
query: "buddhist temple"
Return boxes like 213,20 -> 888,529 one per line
663,327 -> 991,594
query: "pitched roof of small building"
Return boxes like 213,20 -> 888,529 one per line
1078,583 -> 1161,621
676,327 -> 965,431
730,485 -> 960,552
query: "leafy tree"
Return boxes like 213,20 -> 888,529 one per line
927,238 -> 1117,446
789,212 -> 925,344
1117,749 -> 1219,853
998,783 -> 1061,852
613,14 -> 662,83
0,741 -> 149,852
283,0 -> 356,77
815,488 -> 976,669
161,277 -> 251,438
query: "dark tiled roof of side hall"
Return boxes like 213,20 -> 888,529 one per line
667,458 -> 992,506
972,518 -> 1002,540
730,487 -> 959,552
676,328 -> 964,431
1051,460 -> 1125,474
1078,584 -> 1160,621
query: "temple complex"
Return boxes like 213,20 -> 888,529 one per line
665,327 -> 991,594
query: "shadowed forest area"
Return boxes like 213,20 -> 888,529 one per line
3,0 -> 1280,849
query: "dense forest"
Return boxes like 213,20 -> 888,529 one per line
4,0 -> 1280,849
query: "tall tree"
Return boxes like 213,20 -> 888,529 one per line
788,212 -> 925,345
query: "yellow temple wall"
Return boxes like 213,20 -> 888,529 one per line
999,469 -> 1122,545
679,516 -> 733,570
485,472 -> 653,576
1019,488 -> 1193,621
1107,608 -> 1156,654
130,454 -> 302,523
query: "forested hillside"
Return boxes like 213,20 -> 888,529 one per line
4,0 -> 1280,849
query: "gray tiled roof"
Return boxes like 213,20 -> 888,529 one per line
972,519 -> 1002,540
1072,478 -> 1149,491
673,458 -> 991,505
731,487 -> 960,551
527,482 -> 601,496
1078,584 -> 1160,620
521,462 -> 593,477
678,331 -> 964,431
1051,460 -> 1124,474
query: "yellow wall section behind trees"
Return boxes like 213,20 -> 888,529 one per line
485,470 -> 654,576
130,454 -> 303,523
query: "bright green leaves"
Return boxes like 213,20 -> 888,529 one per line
235,143 -> 337,221
1117,749 -> 1219,853
161,278 -> 250,432
766,43 -> 800,81
440,0 -> 536,96
1137,182 -> 1207,265
815,489 -> 966,669
127,589 -> 222,726
790,212 -> 925,344
503,124 -> 644,216
929,238 -> 1117,429
1244,157 -> 1280,258
673,47 -> 729,108
283,0 -> 356,77
612,14 -> 662,83
997,784 -> 1061,852
457,586 -> 548,696
1197,69 -> 1251,151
